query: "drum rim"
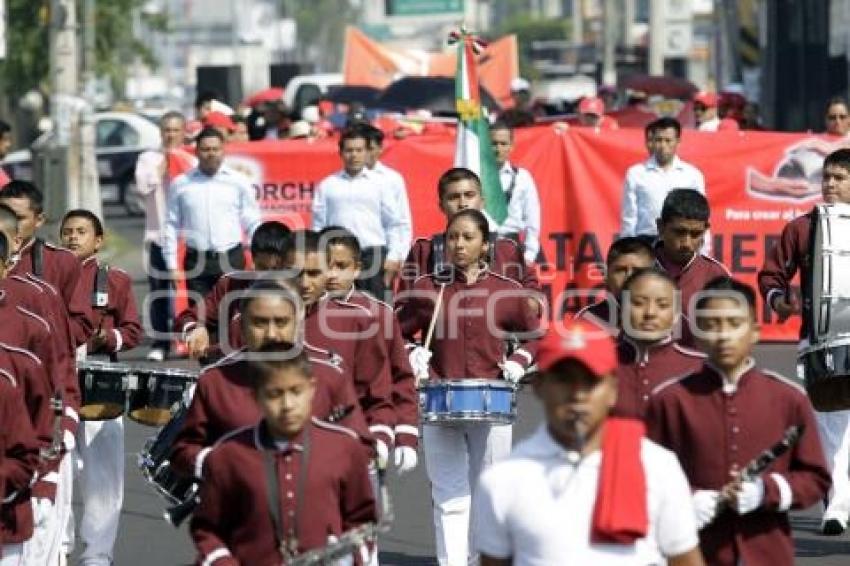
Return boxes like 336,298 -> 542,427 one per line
799,339 -> 850,356
418,379 -> 517,390
422,412 -> 515,424
77,361 -> 133,371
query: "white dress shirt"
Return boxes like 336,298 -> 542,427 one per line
620,156 -> 706,237
497,161 -> 541,262
311,166 -> 412,262
162,164 -> 262,270
372,161 -> 413,261
474,425 -> 698,565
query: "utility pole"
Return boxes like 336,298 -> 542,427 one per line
602,0 -> 618,85
48,0 -> 80,225
648,0 -> 666,75
572,0 -> 584,45
80,0 -> 102,219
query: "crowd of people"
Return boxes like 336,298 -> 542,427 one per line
0,87 -> 849,566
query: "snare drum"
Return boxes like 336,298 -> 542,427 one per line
138,399 -> 195,505
420,379 -> 517,425
77,361 -> 135,420
128,368 -> 197,427
798,343 -> 850,412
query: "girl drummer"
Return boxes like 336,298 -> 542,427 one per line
396,208 -> 541,566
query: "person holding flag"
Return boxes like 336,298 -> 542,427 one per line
134,111 -> 196,362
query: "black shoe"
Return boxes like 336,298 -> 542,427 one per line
822,518 -> 846,536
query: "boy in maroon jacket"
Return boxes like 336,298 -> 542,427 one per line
58,209 -> 143,566
758,148 -> 850,534
322,226 -> 419,476
647,277 -> 829,566
653,189 -> 729,346
190,348 -> 377,566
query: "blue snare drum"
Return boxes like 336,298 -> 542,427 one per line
420,379 -> 517,425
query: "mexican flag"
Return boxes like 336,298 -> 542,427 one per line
451,29 -> 507,224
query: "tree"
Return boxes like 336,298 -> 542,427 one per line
0,0 -> 165,100
495,13 -> 572,81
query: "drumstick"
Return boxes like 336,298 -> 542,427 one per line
423,283 -> 446,351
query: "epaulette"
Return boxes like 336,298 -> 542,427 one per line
25,273 -> 58,296
308,356 -> 344,374
699,253 -> 732,274
485,270 -> 523,288
311,416 -> 358,440
0,368 -> 17,387
0,341 -> 41,365
650,371 -> 694,396
761,369 -> 806,396
9,275 -> 43,293
43,241 -> 75,254
330,299 -> 372,316
673,343 -> 707,359
15,306 -> 51,333
352,289 -> 392,311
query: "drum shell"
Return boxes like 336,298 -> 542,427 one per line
799,346 -> 850,412
128,368 -> 196,427
77,362 -> 133,421
420,379 -> 517,425
138,400 -> 195,505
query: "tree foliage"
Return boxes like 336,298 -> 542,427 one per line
496,13 -> 572,81
0,0 -> 165,99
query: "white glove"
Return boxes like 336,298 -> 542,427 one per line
500,360 -> 525,384
408,346 -> 432,380
735,478 -> 765,515
692,490 -> 720,529
325,536 -> 354,566
394,446 -> 418,475
375,439 -> 389,470
63,429 -> 76,453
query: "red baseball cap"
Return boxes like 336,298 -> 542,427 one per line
203,111 -> 236,132
537,319 -> 617,378
693,91 -> 718,108
578,96 -> 605,116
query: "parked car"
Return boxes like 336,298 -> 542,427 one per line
2,111 -> 161,216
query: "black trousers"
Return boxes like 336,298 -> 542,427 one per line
357,246 -> 389,301
183,244 -> 245,302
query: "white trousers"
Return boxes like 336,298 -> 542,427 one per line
66,417 -> 125,565
0,543 -> 24,565
423,423 -> 512,566
23,454 -> 73,565
816,409 -> 850,522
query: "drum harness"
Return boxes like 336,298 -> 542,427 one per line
92,263 -> 119,363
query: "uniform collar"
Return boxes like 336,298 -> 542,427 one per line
498,161 -> 515,174
619,333 -> 674,364
523,424 -> 601,464
654,244 -> 698,277
340,167 -> 371,181
254,420 -> 307,453
705,358 -> 756,394
434,263 -> 490,285
82,255 -> 99,266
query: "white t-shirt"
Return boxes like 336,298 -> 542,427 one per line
473,425 -> 698,565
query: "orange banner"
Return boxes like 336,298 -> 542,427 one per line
342,27 -> 519,108
220,126 -> 847,341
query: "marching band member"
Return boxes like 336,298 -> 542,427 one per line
396,209 -> 540,566
398,167 -> 538,296
473,319 -> 704,566
0,377 -> 43,565
758,147 -> 850,535
576,236 -> 654,331
647,277 -> 830,565
59,209 -> 143,566
287,230 -> 396,465
171,279 -> 372,481
190,347 -> 377,566
176,220 -> 292,361
322,226 -> 419,475
653,189 -> 729,346
614,268 -> 705,420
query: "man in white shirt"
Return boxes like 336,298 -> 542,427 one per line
474,319 -> 704,566
490,121 -> 542,263
162,127 -> 262,300
620,117 -> 705,239
134,111 -> 196,361
312,126 -> 412,299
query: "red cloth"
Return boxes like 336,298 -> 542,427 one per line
591,417 -> 649,544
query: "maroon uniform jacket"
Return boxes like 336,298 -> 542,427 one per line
0,376 -> 42,544
10,238 -> 94,346
655,248 -> 730,347
399,236 -> 539,296
340,287 -> 418,448
305,296 -> 396,447
397,270 -> 540,380
174,270 -> 258,339
613,336 -> 704,420
80,257 -> 143,355
171,346 -> 371,480
757,212 -> 812,340
575,297 -> 620,331
647,362 -> 830,566
191,419 -> 376,566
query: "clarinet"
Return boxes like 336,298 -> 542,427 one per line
713,425 -> 803,517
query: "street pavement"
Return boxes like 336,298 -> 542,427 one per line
68,208 -> 850,565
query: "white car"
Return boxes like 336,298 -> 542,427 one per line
3,111 -> 161,216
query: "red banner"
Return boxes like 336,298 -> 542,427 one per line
222,126 -> 848,341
